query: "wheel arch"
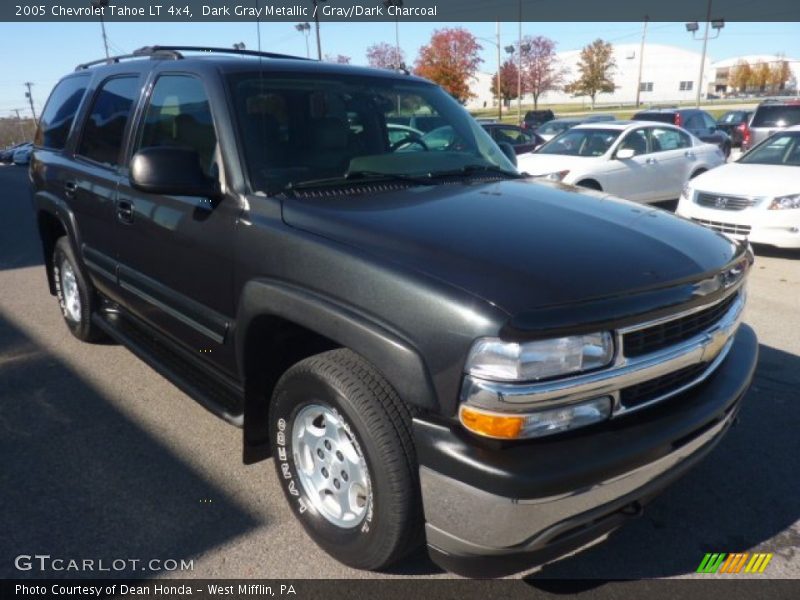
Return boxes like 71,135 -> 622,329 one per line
237,279 -> 438,464
34,193 -> 80,295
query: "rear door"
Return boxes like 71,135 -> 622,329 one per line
67,75 -> 141,298
112,72 -> 240,376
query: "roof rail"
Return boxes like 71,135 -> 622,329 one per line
75,45 -> 309,71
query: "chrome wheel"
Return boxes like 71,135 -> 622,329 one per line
292,404 -> 371,528
60,260 -> 82,323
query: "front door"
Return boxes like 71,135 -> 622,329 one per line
113,73 -> 240,376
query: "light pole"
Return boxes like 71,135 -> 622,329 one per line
311,0 -> 327,60
686,0 -> 724,107
383,0 -> 403,67
90,0 -> 110,60
634,16 -> 649,107
477,23 -> 503,120
295,22 -> 311,58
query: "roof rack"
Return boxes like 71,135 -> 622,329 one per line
75,45 -> 309,71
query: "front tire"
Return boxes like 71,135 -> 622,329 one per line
269,349 -> 422,571
52,237 -> 105,342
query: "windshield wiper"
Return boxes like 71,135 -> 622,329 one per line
284,170 -> 435,192
426,164 -> 523,179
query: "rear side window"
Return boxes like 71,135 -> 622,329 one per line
35,75 -> 90,150
77,76 -> 140,167
751,105 -> 800,128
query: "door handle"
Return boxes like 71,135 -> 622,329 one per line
64,181 -> 77,198
117,201 -> 134,224
685,151 -> 696,159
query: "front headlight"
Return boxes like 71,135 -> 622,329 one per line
539,170 -> 570,182
769,194 -> 800,210
465,333 -> 614,382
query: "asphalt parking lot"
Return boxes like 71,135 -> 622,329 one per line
1,163 -> 798,583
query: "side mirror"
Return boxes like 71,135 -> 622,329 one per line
498,141 -> 517,167
130,147 -> 220,198
616,148 -> 635,160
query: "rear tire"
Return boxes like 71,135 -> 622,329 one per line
53,237 -> 105,342
269,349 -> 423,571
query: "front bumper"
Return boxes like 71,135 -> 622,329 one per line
413,324 -> 758,577
677,201 -> 800,249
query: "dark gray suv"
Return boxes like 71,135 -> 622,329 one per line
30,46 -> 757,577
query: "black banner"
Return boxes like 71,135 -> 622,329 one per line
3,579 -> 800,600
3,0 -> 800,22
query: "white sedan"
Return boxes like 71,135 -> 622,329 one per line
676,125 -> 800,248
517,121 -> 725,204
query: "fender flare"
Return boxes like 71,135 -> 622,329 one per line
236,278 -> 439,413
33,191 -> 83,294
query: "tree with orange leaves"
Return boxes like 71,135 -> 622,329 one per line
414,27 -> 483,103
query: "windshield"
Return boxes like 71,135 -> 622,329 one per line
227,72 -> 516,193
536,128 -> 621,157
739,132 -> 800,166
538,121 -> 576,135
718,111 -> 744,124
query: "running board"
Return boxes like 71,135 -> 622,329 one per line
92,312 -> 244,427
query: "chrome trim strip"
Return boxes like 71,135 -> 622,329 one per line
461,291 -> 744,415
421,408 -> 735,553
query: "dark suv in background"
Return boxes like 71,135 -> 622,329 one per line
30,46 -> 757,577
521,108 -> 555,131
632,108 -> 732,157
716,109 -> 753,148
743,99 -> 800,152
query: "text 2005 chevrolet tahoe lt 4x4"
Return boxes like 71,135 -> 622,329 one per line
30,46 -> 757,577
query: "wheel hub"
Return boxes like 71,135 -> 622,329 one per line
60,261 -> 82,323
292,404 -> 371,528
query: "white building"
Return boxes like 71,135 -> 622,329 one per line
467,43 -> 712,109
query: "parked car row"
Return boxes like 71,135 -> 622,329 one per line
0,142 -> 32,164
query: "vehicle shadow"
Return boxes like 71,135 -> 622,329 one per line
0,313 -> 260,579
0,166 -> 44,271
524,343 -> 800,583
750,244 -> 800,260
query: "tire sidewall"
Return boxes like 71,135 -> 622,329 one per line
53,239 -> 94,340
269,373 -> 391,567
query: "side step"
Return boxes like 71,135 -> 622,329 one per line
92,311 -> 244,427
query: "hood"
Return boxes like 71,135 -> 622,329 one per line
692,163 -> 800,198
516,153 -> 601,176
282,179 -> 741,316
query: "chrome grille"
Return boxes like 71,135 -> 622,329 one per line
696,192 -> 757,211
692,218 -> 751,236
620,362 -> 708,409
622,293 -> 739,358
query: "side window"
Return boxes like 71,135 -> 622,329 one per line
35,75 -> 90,150
495,127 -> 524,144
136,75 -> 218,177
77,76 -> 139,167
650,127 -> 691,152
619,129 -> 649,156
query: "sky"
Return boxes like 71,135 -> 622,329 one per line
0,21 -> 798,117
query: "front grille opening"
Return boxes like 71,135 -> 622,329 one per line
620,362 -> 708,409
623,293 -> 738,358
692,218 -> 752,236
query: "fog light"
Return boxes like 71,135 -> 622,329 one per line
459,396 -> 612,440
